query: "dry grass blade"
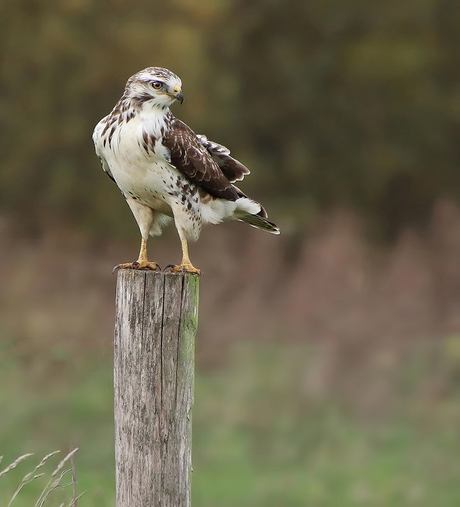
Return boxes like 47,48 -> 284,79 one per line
1,449 -> 80,505
0,454 -> 34,479
51,449 -> 78,478
70,448 -> 78,506
8,473 -> 44,506
35,469 -> 72,507
69,491 -> 86,507
7,450 -> 62,507
36,451 -> 61,470
34,449 -> 79,507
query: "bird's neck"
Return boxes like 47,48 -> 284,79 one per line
139,101 -> 169,115
139,103 -> 172,137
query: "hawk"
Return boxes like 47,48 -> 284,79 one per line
93,67 -> 279,275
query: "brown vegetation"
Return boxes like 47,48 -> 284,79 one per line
2,198 -> 460,414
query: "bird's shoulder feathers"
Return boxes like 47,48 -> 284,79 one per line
196,134 -> 250,183
163,119 -> 246,201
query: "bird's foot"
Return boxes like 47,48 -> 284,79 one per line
113,260 -> 160,273
164,262 -> 202,276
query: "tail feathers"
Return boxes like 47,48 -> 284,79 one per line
237,213 -> 280,235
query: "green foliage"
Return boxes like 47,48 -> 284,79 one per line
2,341 -> 460,506
1,0 -> 459,237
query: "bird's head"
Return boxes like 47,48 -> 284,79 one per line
124,67 -> 183,108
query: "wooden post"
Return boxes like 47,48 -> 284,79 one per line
114,270 -> 199,507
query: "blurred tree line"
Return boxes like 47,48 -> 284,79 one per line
1,0 -> 459,239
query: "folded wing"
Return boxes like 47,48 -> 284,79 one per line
196,134 -> 250,183
162,119 -> 249,201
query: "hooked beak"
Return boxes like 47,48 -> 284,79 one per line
174,90 -> 184,105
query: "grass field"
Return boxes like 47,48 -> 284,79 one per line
1,341 -> 460,506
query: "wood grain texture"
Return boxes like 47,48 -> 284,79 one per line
114,270 -> 199,507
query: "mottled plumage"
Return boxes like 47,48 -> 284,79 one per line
93,67 -> 279,274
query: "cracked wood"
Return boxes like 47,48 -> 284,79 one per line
114,270 -> 199,507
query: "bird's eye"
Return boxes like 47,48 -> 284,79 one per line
151,81 -> 163,90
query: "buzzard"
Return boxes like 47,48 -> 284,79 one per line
93,67 -> 279,274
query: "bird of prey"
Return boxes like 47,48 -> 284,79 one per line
93,67 -> 279,275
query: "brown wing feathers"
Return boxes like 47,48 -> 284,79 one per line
196,134 -> 250,183
162,120 -> 245,201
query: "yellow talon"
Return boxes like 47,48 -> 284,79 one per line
113,238 -> 158,272
113,260 -> 158,273
167,239 -> 201,275
168,263 -> 201,276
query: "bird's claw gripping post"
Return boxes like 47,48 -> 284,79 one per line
164,263 -> 202,276
162,239 -> 202,275
112,261 -> 160,274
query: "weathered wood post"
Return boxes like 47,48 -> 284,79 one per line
114,270 -> 199,507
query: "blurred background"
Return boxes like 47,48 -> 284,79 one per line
2,0 -> 460,505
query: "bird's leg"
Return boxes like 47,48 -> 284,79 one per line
168,239 -> 201,275
134,237 -> 158,269
113,237 -> 159,272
